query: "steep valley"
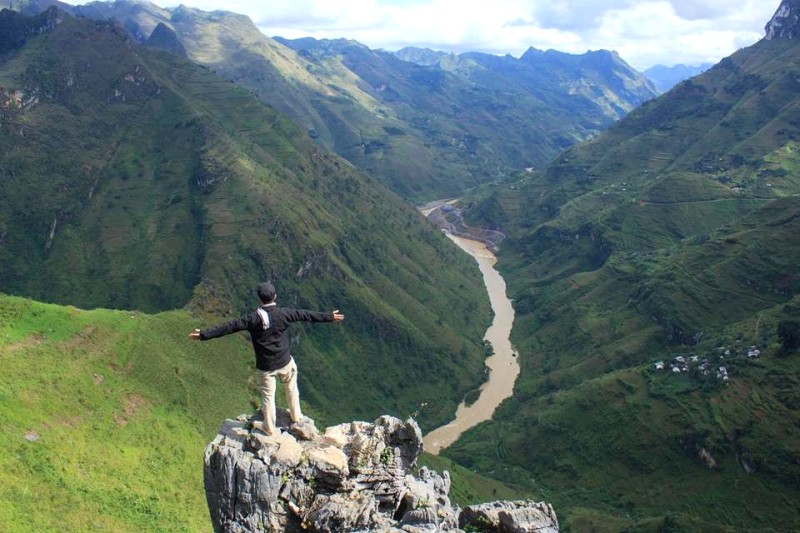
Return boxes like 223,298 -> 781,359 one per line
0,9 -> 504,530
1,1 -> 800,531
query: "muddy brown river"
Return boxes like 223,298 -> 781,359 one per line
423,234 -> 519,455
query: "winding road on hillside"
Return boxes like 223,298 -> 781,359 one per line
420,202 -> 520,455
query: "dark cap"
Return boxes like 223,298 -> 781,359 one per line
256,282 -> 276,303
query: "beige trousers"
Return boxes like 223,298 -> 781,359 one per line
257,357 -> 302,436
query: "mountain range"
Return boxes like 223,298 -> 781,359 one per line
393,45 -> 654,121
642,62 -> 714,93
457,1 -> 800,529
4,0 -> 658,201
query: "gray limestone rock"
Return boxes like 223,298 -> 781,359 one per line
203,412 -> 558,532
399,467 -> 458,530
766,0 -> 800,40
306,492 -> 386,532
289,417 -> 319,441
459,500 -> 559,533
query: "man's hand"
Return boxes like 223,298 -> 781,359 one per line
332,310 -> 345,322
189,328 -> 201,340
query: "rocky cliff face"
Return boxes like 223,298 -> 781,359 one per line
0,5 -> 62,53
204,412 -> 559,532
765,0 -> 800,40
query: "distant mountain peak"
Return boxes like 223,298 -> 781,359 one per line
765,0 -> 800,39
394,46 -> 447,66
643,63 -> 714,93
520,46 -> 544,58
520,46 -> 619,64
146,21 -> 186,58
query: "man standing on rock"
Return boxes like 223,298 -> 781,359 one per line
190,282 -> 344,437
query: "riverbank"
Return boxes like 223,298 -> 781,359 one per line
426,204 -> 505,252
423,234 -> 520,455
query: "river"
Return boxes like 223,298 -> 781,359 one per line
423,234 -> 519,455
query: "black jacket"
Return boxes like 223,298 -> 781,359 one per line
199,304 -> 334,371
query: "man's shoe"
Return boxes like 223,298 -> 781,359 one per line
251,420 -> 278,437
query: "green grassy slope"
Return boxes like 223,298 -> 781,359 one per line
0,293 -> 252,531
453,200 -> 800,529
0,12 -> 490,431
456,31 -> 800,530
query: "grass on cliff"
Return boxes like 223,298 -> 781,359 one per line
0,293 -> 260,531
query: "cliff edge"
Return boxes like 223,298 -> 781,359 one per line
203,412 -> 558,532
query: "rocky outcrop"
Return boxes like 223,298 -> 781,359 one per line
0,5 -> 63,54
204,412 -> 559,532
765,0 -> 800,40
459,501 -> 559,533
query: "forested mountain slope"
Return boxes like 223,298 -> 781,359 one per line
458,2 -> 800,529
0,8 -> 490,431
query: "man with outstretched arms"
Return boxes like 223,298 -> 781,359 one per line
190,282 -> 344,436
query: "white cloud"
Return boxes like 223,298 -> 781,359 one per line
61,0 -> 784,69
670,0 -> 748,20
251,0 -> 781,68
531,0 -> 637,31
584,0 -> 773,68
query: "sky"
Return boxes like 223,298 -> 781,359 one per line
63,0 -> 784,70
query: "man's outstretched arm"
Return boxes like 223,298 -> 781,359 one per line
283,308 -> 345,323
189,316 -> 250,340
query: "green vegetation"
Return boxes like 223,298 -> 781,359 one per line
416,453 -> 529,506
0,12 -> 493,433
58,1 -> 656,202
4,3 -> 799,531
456,33 -> 800,530
0,293 -> 254,531
0,12 -> 508,529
